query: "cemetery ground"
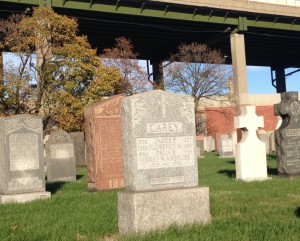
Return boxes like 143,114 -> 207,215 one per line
1,153 -> 300,241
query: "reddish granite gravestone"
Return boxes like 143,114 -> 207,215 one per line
84,95 -> 125,191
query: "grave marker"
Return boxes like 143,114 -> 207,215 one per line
45,130 -> 76,182
274,91 -> 300,177
69,132 -> 85,167
85,95 -> 125,190
219,135 -> 234,158
0,114 -> 51,204
118,90 -> 210,234
234,106 -> 269,181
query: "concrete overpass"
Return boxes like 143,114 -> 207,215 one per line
1,0 -> 300,103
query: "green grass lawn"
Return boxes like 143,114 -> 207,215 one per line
1,152 -> 300,241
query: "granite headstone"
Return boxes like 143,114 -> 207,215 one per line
0,114 -> 51,204
118,90 -> 210,235
274,91 -> 300,176
69,132 -> 85,167
46,130 -> 76,182
219,135 -> 234,158
85,95 -> 125,190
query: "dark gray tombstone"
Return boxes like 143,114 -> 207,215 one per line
0,114 -> 51,204
274,91 -> 300,177
46,130 -> 76,182
69,132 -> 85,167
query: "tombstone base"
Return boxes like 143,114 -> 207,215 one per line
236,177 -> 272,182
0,191 -> 51,204
118,187 -> 210,235
88,182 -> 97,192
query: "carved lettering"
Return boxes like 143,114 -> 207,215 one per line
9,133 -> 39,171
147,122 -> 182,134
50,144 -> 74,159
136,136 -> 195,170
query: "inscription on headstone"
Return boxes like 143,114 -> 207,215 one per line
274,92 -> 300,176
46,130 -> 76,182
0,115 -> 50,204
84,95 -> 125,190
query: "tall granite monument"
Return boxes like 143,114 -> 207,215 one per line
274,91 -> 300,177
85,95 -> 125,191
0,115 -> 51,204
118,90 -> 210,235
45,130 -> 76,182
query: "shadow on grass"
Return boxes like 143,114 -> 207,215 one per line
218,170 -> 236,178
76,174 -> 84,180
46,182 -> 66,194
227,160 -> 235,165
267,167 -> 278,176
267,153 -> 277,160
294,207 -> 300,218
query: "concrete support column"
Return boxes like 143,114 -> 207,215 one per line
151,60 -> 164,90
275,68 -> 286,93
230,33 -> 248,106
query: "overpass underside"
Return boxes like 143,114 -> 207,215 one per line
1,0 -> 300,96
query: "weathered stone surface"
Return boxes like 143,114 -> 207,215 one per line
118,90 -> 210,235
234,106 -> 269,181
206,136 -> 215,152
46,130 -> 76,182
121,90 -> 199,192
274,91 -> 300,177
196,140 -> 205,158
219,135 -> 234,158
84,95 -> 125,190
0,114 -> 50,203
69,132 -> 85,167
0,191 -> 51,204
268,131 -> 276,153
118,187 -> 210,235
230,130 -> 237,156
258,129 -> 270,154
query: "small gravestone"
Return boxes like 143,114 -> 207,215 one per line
45,130 -> 76,182
274,91 -> 300,177
85,95 -> 125,191
196,140 -> 205,158
206,136 -> 215,152
0,114 -> 51,204
118,90 -> 210,235
69,132 -> 85,167
234,106 -> 269,181
268,131 -> 276,153
258,129 -> 270,154
219,135 -> 234,158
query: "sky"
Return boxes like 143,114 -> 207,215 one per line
247,66 -> 300,94
3,52 -> 300,94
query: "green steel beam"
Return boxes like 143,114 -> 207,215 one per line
2,0 -> 300,32
51,0 -> 239,26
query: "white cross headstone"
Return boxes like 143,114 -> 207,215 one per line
234,106 -> 270,181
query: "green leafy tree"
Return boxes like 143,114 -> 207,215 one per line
0,7 -> 124,132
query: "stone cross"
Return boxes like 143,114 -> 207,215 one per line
274,91 -> 300,176
234,106 -> 269,181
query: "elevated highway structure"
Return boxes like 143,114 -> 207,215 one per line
1,0 -> 300,103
